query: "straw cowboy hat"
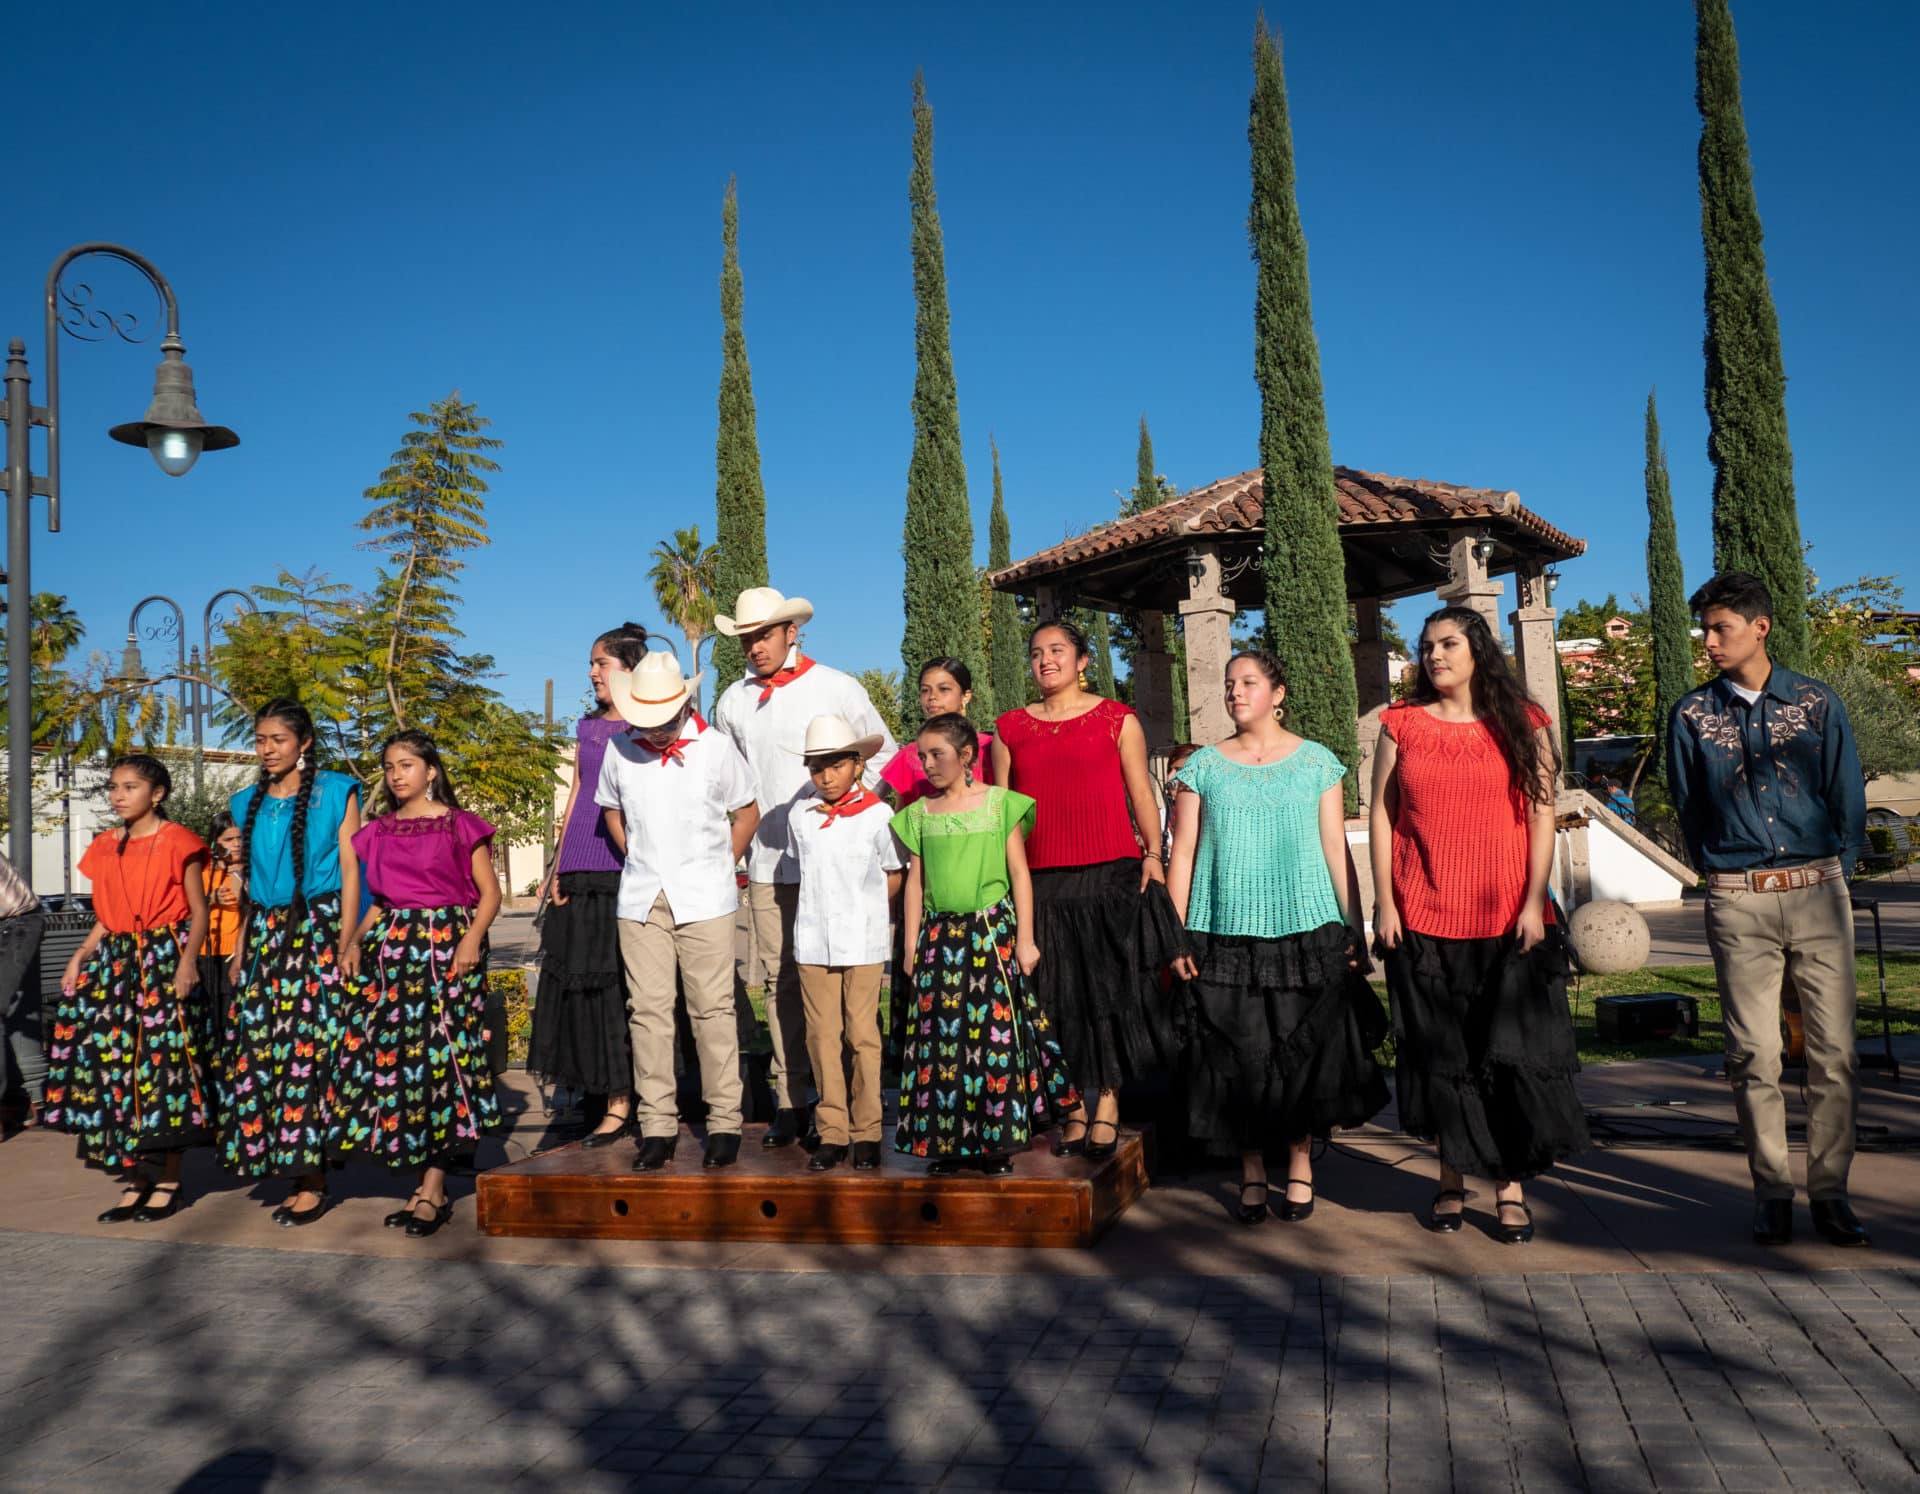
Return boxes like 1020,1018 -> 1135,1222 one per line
789,714 -> 884,764
607,651 -> 702,730
714,586 -> 815,638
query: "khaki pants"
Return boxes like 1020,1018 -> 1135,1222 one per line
748,880 -> 812,1109
618,893 -> 743,1139
797,963 -> 885,1146
1706,877 -> 1857,1201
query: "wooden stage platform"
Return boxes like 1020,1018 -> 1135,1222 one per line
477,1125 -> 1150,1248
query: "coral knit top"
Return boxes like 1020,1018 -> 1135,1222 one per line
1382,702 -> 1550,940
78,822 -> 208,935
995,697 -> 1142,871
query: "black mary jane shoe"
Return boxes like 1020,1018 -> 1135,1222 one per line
703,1133 -> 741,1170
580,1114 -> 637,1150
384,1192 -> 429,1229
763,1108 -> 802,1148
1751,1197 -> 1793,1246
1811,1199 -> 1871,1248
1277,1180 -> 1315,1223
632,1135 -> 679,1172
808,1143 -> 848,1173
1236,1181 -> 1270,1226
278,1191 -> 332,1229
927,1158 -> 962,1176
98,1182 -> 155,1224
1051,1123 -> 1088,1159
405,1198 -> 454,1239
1084,1119 -> 1120,1163
133,1184 -> 183,1223
851,1142 -> 881,1171
1495,1199 -> 1535,1246
978,1154 -> 1014,1178
1429,1188 -> 1467,1234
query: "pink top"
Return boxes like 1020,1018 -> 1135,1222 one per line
994,698 -> 1142,871
879,733 -> 995,808
352,810 -> 496,910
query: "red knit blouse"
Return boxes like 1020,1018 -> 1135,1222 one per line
995,697 -> 1142,871
1381,701 -> 1549,940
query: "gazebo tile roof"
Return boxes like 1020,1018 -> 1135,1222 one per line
991,466 -> 1586,587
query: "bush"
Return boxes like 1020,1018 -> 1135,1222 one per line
490,967 -> 531,1067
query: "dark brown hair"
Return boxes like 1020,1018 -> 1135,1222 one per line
1408,606 -> 1557,806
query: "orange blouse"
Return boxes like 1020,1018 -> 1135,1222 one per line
203,860 -> 240,957
79,822 -> 208,935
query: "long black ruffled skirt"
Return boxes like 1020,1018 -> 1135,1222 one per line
1029,859 -> 1185,1092
1179,923 -> 1389,1159
1386,926 -> 1589,1181
528,872 -> 632,1095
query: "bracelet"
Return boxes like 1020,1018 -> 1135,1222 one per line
1142,851 -> 1163,862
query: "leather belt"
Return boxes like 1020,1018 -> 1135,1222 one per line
1706,857 -> 1845,894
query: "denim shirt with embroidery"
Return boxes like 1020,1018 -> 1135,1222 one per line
1666,665 -> 1867,875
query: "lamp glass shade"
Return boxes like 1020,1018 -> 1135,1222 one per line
147,427 -> 204,478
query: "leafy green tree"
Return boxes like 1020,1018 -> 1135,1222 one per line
1697,0 -> 1809,669
649,525 -> 720,707
900,71 -> 987,732
1556,593 -> 1641,642
1644,392 -> 1695,783
1110,417 -> 1187,734
986,436 -> 1026,718
857,668 -> 907,746
1250,18 -> 1359,806
1807,577 -> 1920,781
712,178 -> 769,692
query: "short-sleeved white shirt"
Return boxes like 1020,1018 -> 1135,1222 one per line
594,721 -> 757,925
788,789 -> 904,967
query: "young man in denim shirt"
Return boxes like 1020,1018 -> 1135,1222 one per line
1669,572 -> 1869,1247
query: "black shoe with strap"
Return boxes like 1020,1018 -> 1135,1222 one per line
384,1191 -> 430,1229
1495,1199 -> 1534,1245
1810,1199 -> 1870,1247
1278,1179 -> 1315,1223
580,1113 -> 637,1150
1237,1181 -> 1269,1226
405,1198 -> 454,1238
1052,1118 -> 1088,1158
1429,1188 -> 1467,1233
279,1189 -> 331,1228
133,1183 -> 183,1223
99,1181 -> 154,1224
1084,1118 -> 1120,1163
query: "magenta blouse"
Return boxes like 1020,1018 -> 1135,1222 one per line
353,809 -> 496,910
879,732 -> 995,808
557,716 -> 625,875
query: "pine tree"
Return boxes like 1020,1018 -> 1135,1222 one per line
712,177 -> 769,690
1250,18 -> 1359,803
987,436 -> 1026,717
1644,392 -> 1695,784
1088,610 -> 1116,698
1697,0 -> 1808,669
900,70 -> 987,731
1115,416 -> 1188,734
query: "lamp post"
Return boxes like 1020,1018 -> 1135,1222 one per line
1,244 -> 239,875
107,588 -> 257,797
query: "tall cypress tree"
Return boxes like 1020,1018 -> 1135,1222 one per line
1697,0 -> 1808,669
1250,18 -> 1358,802
986,435 -> 1025,717
900,70 -> 987,730
1644,391 -> 1695,783
711,177 -> 768,690
1122,416 -> 1188,734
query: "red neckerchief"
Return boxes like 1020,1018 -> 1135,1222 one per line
635,714 -> 706,767
812,785 -> 882,827
755,655 -> 816,705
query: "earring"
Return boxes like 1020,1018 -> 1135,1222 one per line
964,766 -> 975,787
1077,669 -> 1090,690
296,751 -> 308,772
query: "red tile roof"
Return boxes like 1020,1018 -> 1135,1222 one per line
991,466 -> 1587,587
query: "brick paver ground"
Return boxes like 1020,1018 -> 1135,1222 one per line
4,1234 -> 1919,1492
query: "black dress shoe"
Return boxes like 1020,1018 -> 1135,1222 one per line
1752,1197 -> 1793,1246
405,1199 -> 454,1238
1237,1181 -> 1269,1226
852,1142 -> 881,1171
1051,1124 -> 1088,1158
133,1185 -> 183,1223
1811,1199 -> 1871,1247
763,1108 -> 801,1147
278,1193 -> 331,1228
1084,1119 -> 1120,1163
927,1158 -> 961,1176
808,1143 -> 848,1172
580,1114 -> 636,1149
1495,1200 -> 1534,1245
384,1192 -> 428,1229
1429,1188 -> 1467,1233
98,1183 -> 154,1223
703,1133 -> 741,1169
1277,1181 -> 1315,1223
978,1154 -> 1013,1177
633,1135 -> 679,1171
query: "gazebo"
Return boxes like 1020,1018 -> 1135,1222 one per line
989,466 -> 1587,800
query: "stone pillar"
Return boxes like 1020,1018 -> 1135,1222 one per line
1509,563 -> 1563,765
1178,544 -> 1235,746
1033,584 -> 1064,623
1434,528 -> 1504,640
1351,596 -> 1393,809
1135,609 -> 1175,752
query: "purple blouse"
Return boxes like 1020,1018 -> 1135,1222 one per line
352,810 -> 495,910
557,715 -> 625,875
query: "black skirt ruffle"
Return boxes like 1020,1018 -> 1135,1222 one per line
528,872 -> 631,1095
1179,923 -> 1389,1158
1029,859 -> 1185,1092
1386,926 -> 1590,1182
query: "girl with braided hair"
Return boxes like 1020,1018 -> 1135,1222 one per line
220,697 -> 362,1224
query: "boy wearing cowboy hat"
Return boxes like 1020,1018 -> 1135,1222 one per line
711,587 -> 897,1149
786,716 -> 905,1172
595,652 -> 760,1172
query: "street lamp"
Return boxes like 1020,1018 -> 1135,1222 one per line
106,588 -> 256,797
0,244 -> 239,873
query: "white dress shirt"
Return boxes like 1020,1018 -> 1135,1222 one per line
788,788 -> 904,967
711,647 -> 897,884
594,721 -> 758,924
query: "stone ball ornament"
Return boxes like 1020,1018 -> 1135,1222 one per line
1566,899 -> 1651,975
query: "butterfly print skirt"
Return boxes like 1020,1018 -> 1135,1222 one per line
330,904 -> 502,1169
217,893 -> 346,1178
895,898 -> 1080,1159
43,921 -> 217,1171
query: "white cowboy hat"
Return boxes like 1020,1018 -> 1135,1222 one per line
789,714 -> 884,764
607,652 -> 703,730
713,586 -> 815,638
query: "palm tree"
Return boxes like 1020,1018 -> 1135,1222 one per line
649,525 -> 720,709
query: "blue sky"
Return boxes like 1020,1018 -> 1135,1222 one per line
7,0 -> 1915,718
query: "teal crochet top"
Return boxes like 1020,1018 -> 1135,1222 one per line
1172,741 -> 1347,938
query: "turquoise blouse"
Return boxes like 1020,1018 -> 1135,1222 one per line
1172,741 -> 1347,938
231,769 -> 361,908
